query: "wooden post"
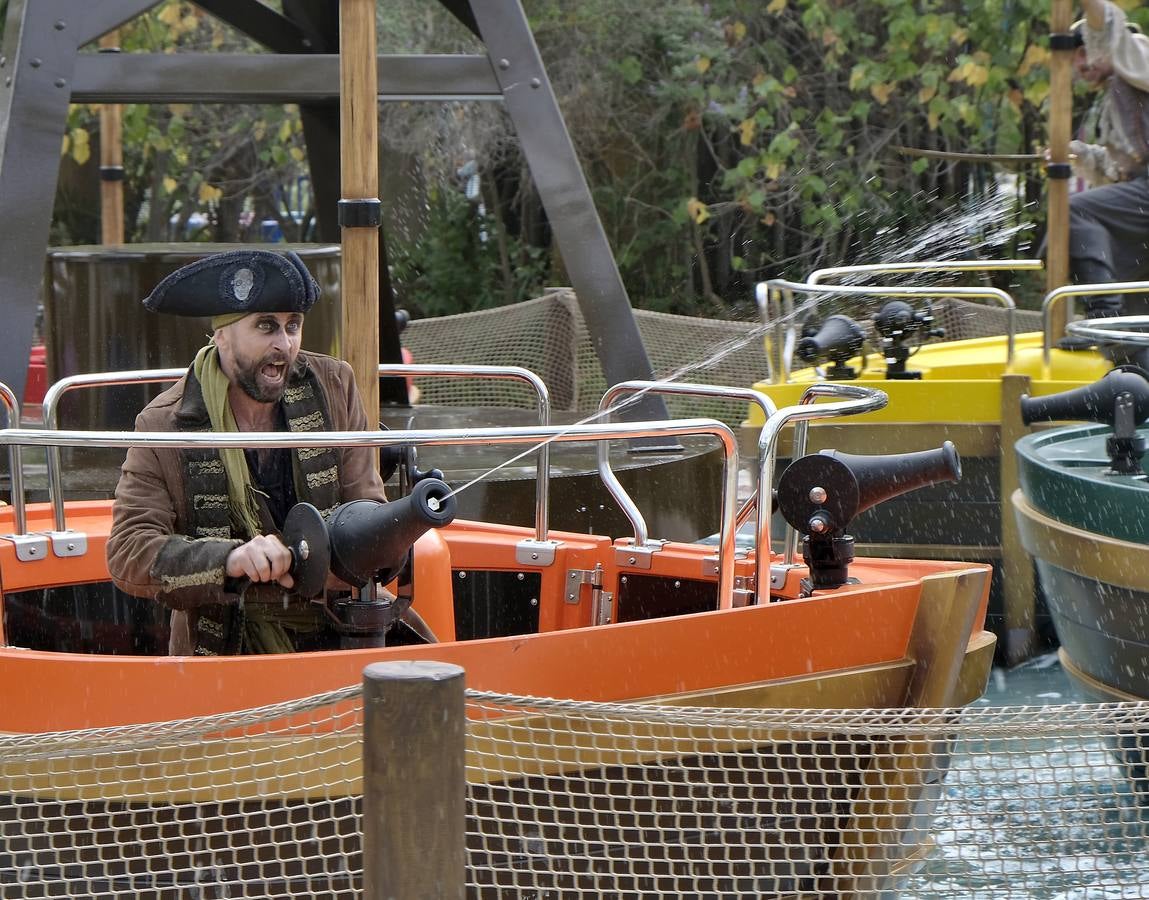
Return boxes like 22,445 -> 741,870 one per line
339,0 -> 381,422
97,31 -> 124,245
1046,0 -> 1073,338
362,661 -> 466,900
1000,372 -> 1037,664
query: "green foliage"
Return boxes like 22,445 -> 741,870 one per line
59,1 -> 311,244
387,187 -> 550,316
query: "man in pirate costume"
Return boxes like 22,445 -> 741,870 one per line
107,249 -> 401,656
1061,0 -> 1149,338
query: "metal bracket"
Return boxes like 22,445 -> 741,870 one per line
770,563 -> 802,590
733,574 -> 756,608
615,540 -> 666,570
0,533 -> 50,562
48,530 -> 88,558
515,539 -> 560,567
700,550 -> 749,578
565,565 -> 602,603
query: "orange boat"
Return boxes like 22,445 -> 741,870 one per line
0,374 -> 995,897
0,374 -> 996,729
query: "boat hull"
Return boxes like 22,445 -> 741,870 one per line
747,333 -> 1111,664
1013,424 -> 1149,798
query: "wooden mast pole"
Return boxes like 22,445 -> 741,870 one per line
1046,0 -> 1074,336
339,0 -> 381,422
97,31 -> 124,245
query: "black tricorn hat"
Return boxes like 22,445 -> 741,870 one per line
142,249 -> 321,317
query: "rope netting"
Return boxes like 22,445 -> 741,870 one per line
402,289 -> 1040,424
3,688 -> 1149,898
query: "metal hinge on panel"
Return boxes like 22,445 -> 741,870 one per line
515,539 -> 560,567
567,563 -> 613,624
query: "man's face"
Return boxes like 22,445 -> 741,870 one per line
1073,46 -> 1114,84
215,312 -> 304,403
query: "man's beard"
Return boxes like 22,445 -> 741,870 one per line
233,354 -> 290,403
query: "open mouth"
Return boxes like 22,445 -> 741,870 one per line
260,361 -> 286,382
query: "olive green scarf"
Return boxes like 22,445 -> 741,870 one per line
192,343 -> 265,540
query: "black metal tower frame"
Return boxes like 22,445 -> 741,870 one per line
0,0 -> 665,418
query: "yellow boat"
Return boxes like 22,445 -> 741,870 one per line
742,261 -> 1141,664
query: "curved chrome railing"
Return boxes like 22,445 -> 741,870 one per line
0,419 -> 741,609
1042,282 -> 1149,369
754,384 -> 889,595
1065,315 -> 1149,347
42,364 -> 553,538
595,381 -> 777,548
377,364 -> 551,541
0,384 -> 23,534
757,278 -> 1018,383
42,368 -> 184,534
807,259 -> 1043,286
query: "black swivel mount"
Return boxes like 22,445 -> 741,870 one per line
794,314 -> 868,380
1020,367 -> 1149,475
775,441 -> 963,593
280,477 -> 458,648
872,300 -> 945,380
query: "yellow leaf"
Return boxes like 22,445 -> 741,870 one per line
181,15 -> 198,32
822,28 -> 839,48
278,119 -> 293,142
918,85 -> 937,104
168,104 -> 190,117
782,85 -> 797,98
752,70 -> 767,88
948,62 -> 969,83
965,64 -> 989,87
870,82 -> 895,105
696,56 -> 711,74
849,66 -> 866,91
951,28 -> 969,44
738,118 -> 756,146
60,134 -> 70,157
69,127 -> 90,166
289,146 -> 305,162
765,161 -> 782,180
766,0 -> 787,13
733,21 -> 747,42
1018,44 -> 1050,77
163,176 -> 178,195
928,110 -> 940,130
253,121 -> 267,141
687,197 -> 710,225
198,183 -> 222,204
157,3 -> 182,26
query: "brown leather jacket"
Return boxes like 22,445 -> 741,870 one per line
106,350 -> 386,654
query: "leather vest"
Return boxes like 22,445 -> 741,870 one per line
177,365 -> 341,655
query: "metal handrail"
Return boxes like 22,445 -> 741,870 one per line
0,419 -> 740,609
754,385 -> 889,597
43,368 -> 185,533
0,383 -> 24,534
595,381 -> 777,547
1041,282 -> 1149,369
807,259 -> 1043,286
378,363 -> 551,542
1065,314 -> 1149,347
756,278 -> 1018,382
41,363 -> 554,537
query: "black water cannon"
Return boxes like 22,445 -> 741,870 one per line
1020,367 -> 1149,475
776,441 -> 962,592
873,300 -> 945,380
280,477 -> 457,647
795,314 -> 867,380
